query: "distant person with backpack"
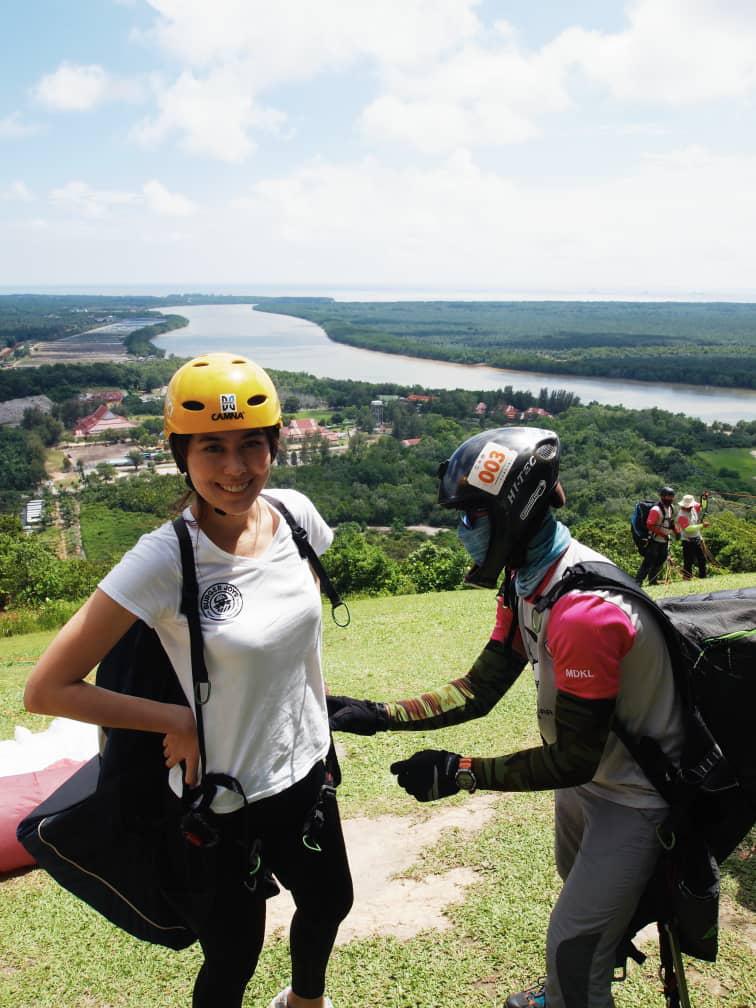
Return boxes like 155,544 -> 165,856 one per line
635,486 -> 676,586
24,353 -> 352,1008
676,492 -> 709,579
328,428 -> 685,1008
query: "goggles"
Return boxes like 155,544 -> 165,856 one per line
459,507 -> 489,530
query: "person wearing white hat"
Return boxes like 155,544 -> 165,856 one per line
676,492 -> 709,579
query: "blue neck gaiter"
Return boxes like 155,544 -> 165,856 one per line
514,512 -> 571,597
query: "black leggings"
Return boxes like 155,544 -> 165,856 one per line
682,538 -> 707,579
167,760 -> 353,1007
635,539 -> 668,585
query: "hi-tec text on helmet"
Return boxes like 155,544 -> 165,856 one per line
506,455 -> 536,505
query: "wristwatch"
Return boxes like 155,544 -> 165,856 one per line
454,756 -> 477,794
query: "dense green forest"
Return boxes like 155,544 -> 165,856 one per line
0,293 -> 329,348
256,299 -> 756,390
0,358 -> 180,401
123,314 -> 186,356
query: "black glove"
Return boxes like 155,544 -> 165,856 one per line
327,695 -> 389,735
390,749 -> 460,802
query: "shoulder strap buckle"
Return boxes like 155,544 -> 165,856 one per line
195,681 -> 211,705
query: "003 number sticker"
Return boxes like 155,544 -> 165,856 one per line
468,442 -> 518,495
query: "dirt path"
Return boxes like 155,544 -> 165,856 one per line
265,796 -> 499,943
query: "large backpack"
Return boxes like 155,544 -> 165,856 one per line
534,565 -> 756,1006
631,500 -> 657,555
17,497 -> 346,948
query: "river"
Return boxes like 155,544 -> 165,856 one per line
155,303 -> 756,424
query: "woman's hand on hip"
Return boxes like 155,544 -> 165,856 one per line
163,705 -> 200,786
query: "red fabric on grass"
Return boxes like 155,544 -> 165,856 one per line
0,759 -> 84,872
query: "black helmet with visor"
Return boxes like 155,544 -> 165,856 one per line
438,426 -> 563,587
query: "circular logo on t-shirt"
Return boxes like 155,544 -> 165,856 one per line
200,582 -> 243,621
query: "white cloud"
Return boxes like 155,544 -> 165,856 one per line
132,0 -> 480,160
360,33 -> 569,152
34,62 -> 143,110
359,2 -> 756,153
133,66 -> 284,161
142,179 -> 196,216
144,0 -> 479,73
50,180 -> 140,218
8,146 -> 755,290
0,112 -> 39,139
1,180 -> 34,201
227,147 -> 756,289
35,63 -> 109,110
29,1 -> 756,169
123,1 -> 756,162
552,0 -> 756,104
47,178 -> 196,221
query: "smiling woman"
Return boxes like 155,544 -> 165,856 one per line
22,352 -> 353,1008
163,353 -> 282,534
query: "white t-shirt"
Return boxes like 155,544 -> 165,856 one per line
99,489 -> 333,812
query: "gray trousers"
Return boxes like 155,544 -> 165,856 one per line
545,787 -> 667,1008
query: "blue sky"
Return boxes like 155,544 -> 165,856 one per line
2,1 -> 756,294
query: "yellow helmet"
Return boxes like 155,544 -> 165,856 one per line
163,352 -> 282,437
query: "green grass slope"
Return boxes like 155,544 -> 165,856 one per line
1,572 -> 754,1008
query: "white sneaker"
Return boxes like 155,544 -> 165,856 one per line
266,989 -> 333,1008
267,990 -> 289,1008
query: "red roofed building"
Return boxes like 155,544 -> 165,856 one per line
522,406 -> 553,419
74,404 -> 137,437
400,437 -> 422,447
501,404 -> 521,421
280,417 -> 321,440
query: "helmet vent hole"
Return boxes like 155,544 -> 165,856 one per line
232,359 -> 246,364
247,394 -> 267,406
182,400 -> 205,412
192,362 -> 209,367
536,444 -> 557,461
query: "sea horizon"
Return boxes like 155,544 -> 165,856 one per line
3,283 -> 756,304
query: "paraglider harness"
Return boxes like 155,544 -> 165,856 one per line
179,494 -> 347,864
631,498 -> 675,556
533,563 -> 756,1008
18,495 -> 347,948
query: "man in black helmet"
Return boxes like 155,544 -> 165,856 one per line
635,486 -> 676,586
328,427 -> 683,1008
